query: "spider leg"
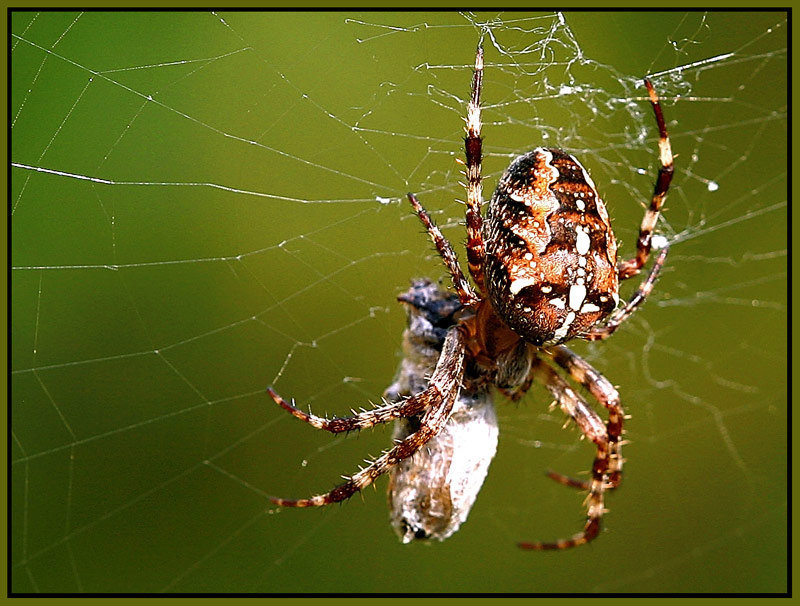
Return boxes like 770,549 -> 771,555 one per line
405,46 -> 487,304
517,356 -> 612,551
545,345 -> 625,490
463,44 -> 486,293
270,327 -> 466,508
407,193 -> 479,307
587,244 -> 668,341
618,80 -> 673,281
269,387 -> 432,434
544,470 -> 590,491
497,344 -> 623,490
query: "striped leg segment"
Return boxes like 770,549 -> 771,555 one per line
463,45 -> 486,293
546,345 -> 625,490
588,244 -> 668,341
518,358 -> 610,550
270,327 -> 466,508
269,387 -> 431,434
407,193 -> 479,307
618,80 -> 673,281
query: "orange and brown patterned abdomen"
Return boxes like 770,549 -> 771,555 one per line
483,148 -> 619,345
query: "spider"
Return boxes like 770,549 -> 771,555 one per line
267,44 -> 673,550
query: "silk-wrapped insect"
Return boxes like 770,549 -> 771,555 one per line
386,279 -> 498,542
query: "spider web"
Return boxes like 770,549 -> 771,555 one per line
10,11 -> 787,594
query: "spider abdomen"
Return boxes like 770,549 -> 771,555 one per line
483,148 -> 619,345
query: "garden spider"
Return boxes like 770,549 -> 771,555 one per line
268,44 -> 673,549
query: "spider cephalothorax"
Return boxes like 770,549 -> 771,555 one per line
268,44 -> 672,550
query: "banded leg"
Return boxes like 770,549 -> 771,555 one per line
545,345 -> 625,490
268,316 -> 468,434
269,388 -> 430,434
587,244 -> 668,341
408,193 -> 479,307
618,80 -> 674,280
518,358 -> 610,550
463,44 -> 486,293
270,327 -> 466,508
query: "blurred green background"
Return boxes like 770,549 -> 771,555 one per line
11,11 -> 787,593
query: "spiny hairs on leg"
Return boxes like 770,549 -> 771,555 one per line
618,79 -> 673,280
269,327 -> 467,508
588,245 -> 669,342
545,345 -> 625,489
463,44 -> 486,293
267,387 -> 433,434
269,389 -> 460,508
517,358 -> 610,550
267,303 -> 471,434
407,193 -> 479,307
